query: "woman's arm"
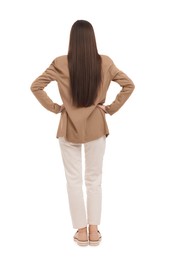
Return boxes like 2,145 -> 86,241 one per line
105,69 -> 135,115
30,61 -> 61,114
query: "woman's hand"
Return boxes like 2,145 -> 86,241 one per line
59,104 -> 65,113
97,104 -> 107,113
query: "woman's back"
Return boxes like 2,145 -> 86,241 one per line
31,54 -> 135,143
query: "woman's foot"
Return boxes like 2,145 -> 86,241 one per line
89,225 -> 102,246
73,227 -> 88,246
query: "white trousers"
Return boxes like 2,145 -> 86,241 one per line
59,136 -> 106,229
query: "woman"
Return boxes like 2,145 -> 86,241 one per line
31,20 -> 135,246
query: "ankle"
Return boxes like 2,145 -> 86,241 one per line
78,227 -> 87,233
89,225 -> 98,233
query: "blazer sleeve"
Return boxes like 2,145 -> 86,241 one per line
105,63 -> 135,115
30,60 -> 61,114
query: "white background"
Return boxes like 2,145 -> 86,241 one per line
0,0 -> 170,259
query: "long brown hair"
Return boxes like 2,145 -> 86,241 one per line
68,20 -> 101,107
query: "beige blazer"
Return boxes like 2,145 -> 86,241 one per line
31,55 -> 135,143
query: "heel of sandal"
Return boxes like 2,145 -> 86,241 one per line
89,231 -> 102,246
73,230 -> 89,246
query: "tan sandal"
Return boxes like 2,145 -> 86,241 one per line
73,231 -> 89,246
89,231 -> 102,246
